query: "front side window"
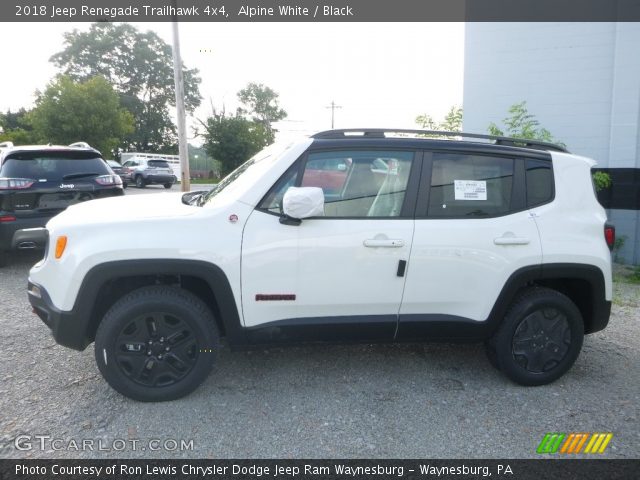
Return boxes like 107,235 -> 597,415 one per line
260,150 -> 414,218
428,153 -> 514,217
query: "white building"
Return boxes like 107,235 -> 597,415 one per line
463,23 -> 640,264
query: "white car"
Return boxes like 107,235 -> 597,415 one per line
28,129 -> 614,401
121,157 -> 176,189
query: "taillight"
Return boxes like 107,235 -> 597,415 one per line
0,215 -> 16,222
604,224 -> 615,251
0,178 -> 35,189
95,174 -> 122,186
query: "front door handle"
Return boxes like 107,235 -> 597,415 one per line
363,239 -> 405,248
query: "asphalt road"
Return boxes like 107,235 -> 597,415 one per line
123,182 -> 215,196
0,188 -> 638,459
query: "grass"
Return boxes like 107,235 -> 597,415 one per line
613,265 -> 640,285
188,178 -> 218,185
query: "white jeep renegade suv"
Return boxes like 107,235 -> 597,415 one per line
28,129 -> 614,401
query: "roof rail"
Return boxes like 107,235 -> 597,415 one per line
311,129 -> 569,153
69,141 -> 92,148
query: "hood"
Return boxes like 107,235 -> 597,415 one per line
48,192 -> 199,228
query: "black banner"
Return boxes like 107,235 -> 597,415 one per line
1,459 -> 639,480
3,0 -> 640,22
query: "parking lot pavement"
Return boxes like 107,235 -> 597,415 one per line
1,252 -> 638,459
124,183 -> 215,196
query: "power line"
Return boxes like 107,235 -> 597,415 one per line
325,100 -> 342,129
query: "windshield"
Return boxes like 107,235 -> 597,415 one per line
200,142 -> 293,206
0,151 -> 110,181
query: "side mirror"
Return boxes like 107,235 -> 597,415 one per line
280,187 -> 324,225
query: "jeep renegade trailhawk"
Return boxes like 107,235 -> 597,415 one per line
28,129 -> 614,401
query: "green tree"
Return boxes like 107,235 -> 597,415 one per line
201,110 -> 269,176
29,76 -> 134,156
488,101 -> 559,144
416,105 -> 463,132
441,106 -> 463,132
50,23 -> 201,152
237,83 -> 287,143
0,108 -> 36,145
489,101 -> 611,191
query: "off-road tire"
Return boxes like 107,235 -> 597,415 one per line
489,287 -> 584,386
95,286 -> 219,401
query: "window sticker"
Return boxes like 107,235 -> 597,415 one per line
454,180 -> 487,200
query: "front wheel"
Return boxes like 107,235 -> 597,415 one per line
163,183 -> 172,189
488,287 -> 584,386
135,176 -> 146,188
95,286 -> 219,401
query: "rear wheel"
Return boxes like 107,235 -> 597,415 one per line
163,183 -> 172,189
489,287 -> 584,386
95,286 -> 219,401
135,176 -> 146,188
122,181 -> 128,189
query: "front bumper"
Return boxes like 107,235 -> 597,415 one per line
28,281 -> 89,351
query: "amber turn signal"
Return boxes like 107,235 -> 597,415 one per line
55,236 -> 68,259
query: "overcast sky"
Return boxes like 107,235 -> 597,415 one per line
0,22 -> 464,144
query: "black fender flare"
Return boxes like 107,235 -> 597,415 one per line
72,259 -> 245,349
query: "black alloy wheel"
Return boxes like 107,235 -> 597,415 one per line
487,287 -> 584,386
95,286 -> 219,401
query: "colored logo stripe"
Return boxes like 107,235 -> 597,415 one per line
560,433 -> 589,453
537,433 -> 613,454
537,433 -> 565,454
584,433 -> 613,454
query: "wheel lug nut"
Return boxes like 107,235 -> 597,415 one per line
165,347 -> 170,351
147,351 -> 151,356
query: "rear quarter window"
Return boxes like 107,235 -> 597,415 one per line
525,159 -> 554,207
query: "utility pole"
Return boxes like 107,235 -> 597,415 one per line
325,100 -> 342,129
171,1 -> 190,192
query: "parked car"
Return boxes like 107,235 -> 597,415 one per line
28,129 -> 613,401
122,157 -> 176,189
106,160 -> 128,188
0,143 -> 123,266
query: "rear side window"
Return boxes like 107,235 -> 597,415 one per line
428,153 -> 514,217
148,160 -> 170,168
1,151 -> 110,181
525,159 -> 553,207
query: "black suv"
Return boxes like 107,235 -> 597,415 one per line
0,144 -> 124,266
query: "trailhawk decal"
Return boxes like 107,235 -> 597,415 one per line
255,294 -> 296,301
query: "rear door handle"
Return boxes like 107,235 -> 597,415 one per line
363,239 -> 405,248
494,236 -> 530,245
